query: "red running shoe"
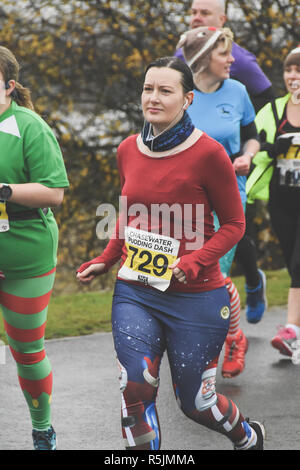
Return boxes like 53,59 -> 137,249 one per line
222,329 -> 249,378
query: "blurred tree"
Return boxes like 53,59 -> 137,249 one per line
226,0 -> 299,94
0,0 -> 298,286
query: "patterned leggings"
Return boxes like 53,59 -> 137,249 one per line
0,268 -> 55,430
112,280 -> 250,450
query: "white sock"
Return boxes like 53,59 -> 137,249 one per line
286,324 -> 300,339
236,427 -> 257,450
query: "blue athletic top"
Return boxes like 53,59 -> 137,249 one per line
188,79 -> 255,204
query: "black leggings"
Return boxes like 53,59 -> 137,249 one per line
234,202 -> 260,288
235,234 -> 260,288
269,186 -> 300,288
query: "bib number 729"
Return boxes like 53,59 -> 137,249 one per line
128,246 -> 168,277
118,227 -> 180,291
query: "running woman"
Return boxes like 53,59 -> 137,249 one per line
77,57 -> 265,450
0,46 -> 69,450
179,26 -> 260,377
247,46 -> 300,358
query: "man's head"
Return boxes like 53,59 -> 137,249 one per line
189,0 -> 226,29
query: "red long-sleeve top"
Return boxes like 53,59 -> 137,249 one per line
79,132 -> 245,292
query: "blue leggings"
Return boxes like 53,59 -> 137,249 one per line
111,280 -> 248,449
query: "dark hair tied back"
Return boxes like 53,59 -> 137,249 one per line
144,57 -> 194,93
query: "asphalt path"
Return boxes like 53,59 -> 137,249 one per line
0,305 -> 299,451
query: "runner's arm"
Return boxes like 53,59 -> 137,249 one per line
2,183 -> 64,207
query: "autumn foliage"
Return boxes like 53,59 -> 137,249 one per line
0,0 -> 299,281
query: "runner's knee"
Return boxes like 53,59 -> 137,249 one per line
194,367 -> 217,412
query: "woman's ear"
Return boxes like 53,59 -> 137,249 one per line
184,91 -> 194,109
5,80 -> 16,95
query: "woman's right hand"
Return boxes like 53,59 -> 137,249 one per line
76,263 -> 106,284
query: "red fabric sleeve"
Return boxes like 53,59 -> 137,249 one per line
176,147 -> 245,281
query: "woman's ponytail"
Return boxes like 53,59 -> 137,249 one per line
13,82 -> 34,110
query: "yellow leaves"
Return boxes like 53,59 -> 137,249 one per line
61,133 -> 72,143
42,38 -> 54,54
111,53 -> 121,63
0,18 -> 15,43
67,101 -> 74,113
125,48 -> 143,71
103,164 -> 112,174
284,40 -> 295,53
257,51 -> 266,62
80,167 -> 89,178
267,7 -> 277,20
253,216 -> 263,225
113,120 -> 122,130
128,25 -> 138,34
258,229 -> 277,244
16,34 -> 55,60
74,7 -> 87,18
84,26 -> 94,35
47,65 -> 60,79
140,49 -> 151,64
265,59 -> 273,68
59,22 -> 68,34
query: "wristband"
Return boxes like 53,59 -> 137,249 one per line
0,184 -> 12,202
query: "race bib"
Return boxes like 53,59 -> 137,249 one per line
0,202 -> 9,232
276,133 -> 300,188
118,227 -> 180,291
277,159 -> 300,187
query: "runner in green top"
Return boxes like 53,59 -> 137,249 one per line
0,46 -> 69,450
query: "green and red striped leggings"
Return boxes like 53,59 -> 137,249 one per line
0,268 -> 55,430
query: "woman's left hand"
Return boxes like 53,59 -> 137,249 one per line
169,258 -> 187,284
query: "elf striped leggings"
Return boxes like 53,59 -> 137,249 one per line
0,268 -> 55,430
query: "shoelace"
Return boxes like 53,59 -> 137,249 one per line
228,340 -> 245,365
33,429 -> 54,450
228,341 -> 236,361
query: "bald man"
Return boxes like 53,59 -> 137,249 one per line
176,0 -> 274,112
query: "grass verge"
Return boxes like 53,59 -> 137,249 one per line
0,269 -> 290,343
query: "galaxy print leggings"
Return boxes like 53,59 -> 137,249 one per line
0,268 -> 55,430
112,280 -> 250,450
